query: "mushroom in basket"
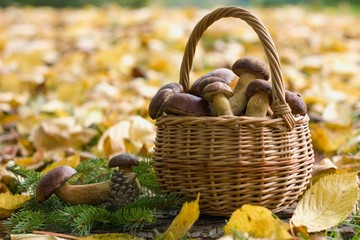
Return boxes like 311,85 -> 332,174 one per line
148,82 -> 183,119
163,92 -> 212,117
190,68 -> 236,116
245,79 -> 272,117
245,79 -> 307,117
230,56 -> 270,116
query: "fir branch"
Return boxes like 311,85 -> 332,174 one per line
6,164 -> 41,195
51,205 -> 113,236
133,157 -> 159,192
4,157 -> 186,237
22,196 -> 67,212
112,207 -> 155,233
70,158 -> 113,185
3,210 -> 45,234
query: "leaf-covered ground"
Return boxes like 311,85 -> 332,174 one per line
0,4 -> 360,238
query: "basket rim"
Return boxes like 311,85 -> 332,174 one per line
155,114 -> 309,129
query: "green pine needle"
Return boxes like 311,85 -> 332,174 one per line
3,210 -> 45,234
112,207 -> 155,233
133,157 -> 159,192
70,158 -> 113,184
4,157 -> 185,237
6,164 -> 42,195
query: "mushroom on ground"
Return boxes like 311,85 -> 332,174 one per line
108,153 -> 140,173
201,82 -> 234,116
108,153 -> 141,194
189,68 -> 235,97
245,79 -> 272,117
36,161 -> 140,207
163,92 -> 212,116
229,57 -> 270,115
148,82 -> 183,119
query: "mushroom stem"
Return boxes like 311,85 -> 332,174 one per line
212,93 -> 233,116
230,57 -> 270,116
229,73 -> 256,115
55,181 -> 111,205
245,91 -> 270,117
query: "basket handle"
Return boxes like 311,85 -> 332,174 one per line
179,7 -> 296,130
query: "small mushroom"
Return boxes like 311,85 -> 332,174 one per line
189,68 -> 235,97
229,57 -> 270,115
109,153 -> 141,192
109,153 -> 140,173
148,83 -> 183,119
163,92 -> 212,116
245,80 -> 272,117
285,90 -> 307,116
36,164 -> 139,207
201,82 -> 234,116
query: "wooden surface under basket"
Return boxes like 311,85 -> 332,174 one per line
153,115 -> 314,216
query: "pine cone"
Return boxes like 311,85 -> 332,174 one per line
109,170 -> 140,208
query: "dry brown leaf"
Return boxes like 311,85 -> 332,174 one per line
32,118 -> 97,151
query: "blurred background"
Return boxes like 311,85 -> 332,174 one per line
0,0 -> 359,169
0,0 -> 360,9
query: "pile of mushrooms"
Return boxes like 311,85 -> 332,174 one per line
149,56 -> 307,119
36,153 -> 141,208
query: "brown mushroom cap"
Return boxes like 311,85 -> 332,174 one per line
158,82 -> 183,92
285,91 -> 307,115
36,166 -> 77,203
232,57 -> 270,80
191,76 -> 227,98
189,68 -> 235,96
246,79 -> 272,98
148,83 -> 183,119
164,92 -> 212,116
108,153 -> 140,168
202,82 -> 233,102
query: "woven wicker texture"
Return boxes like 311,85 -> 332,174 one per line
153,7 -> 314,216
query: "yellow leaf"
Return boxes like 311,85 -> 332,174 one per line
311,158 -> 338,184
159,193 -> 200,240
0,193 -> 31,219
310,122 -> 352,154
32,118 -> 97,151
291,172 -> 359,232
98,116 -> 155,157
41,154 -> 81,174
80,233 -> 143,240
223,204 -> 291,239
332,154 -> 360,172
11,234 -> 67,240
14,157 -> 38,167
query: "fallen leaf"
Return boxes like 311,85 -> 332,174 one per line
223,204 -> 291,239
158,193 -> 200,240
311,158 -> 338,184
11,234 -> 67,240
41,154 -> 81,174
310,122 -> 352,154
98,116 -> 155,157
32,118 -> 97,151
332,154 -> 360,172
291,172 -> 359,232
80,233 -> 143,239
0,192 -> 31,219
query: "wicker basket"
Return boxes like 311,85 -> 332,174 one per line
153,6 -> 314,217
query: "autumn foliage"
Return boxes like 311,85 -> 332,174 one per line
0,4 -> 360,239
